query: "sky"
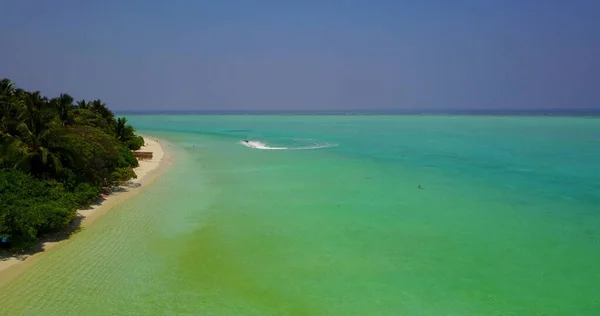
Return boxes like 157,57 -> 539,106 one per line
1,0 -> 599,111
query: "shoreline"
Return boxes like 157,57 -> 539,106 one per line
0,136 -> 172,277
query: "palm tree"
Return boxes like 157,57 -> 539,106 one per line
90,99 -> 103,112
90,99 -> 114,122
0,135 -> 23,169
8,91 -> 64,178
0,78 -> 15,99
0,79 -> 16,121
76,99 -> 89,109
52,94 -> 75,126
115,117 -> 129,140
0,79 -> 19,136
13,120 -> 60,178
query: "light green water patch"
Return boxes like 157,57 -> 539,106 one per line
157,131 -> 600,314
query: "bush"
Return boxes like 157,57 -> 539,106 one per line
55,126 -> 134,184
72,182 -> 101,208
108,167 -> 137,187
117,145 -> 139,168
0,170 -> 79,248
126,135 -> 145,150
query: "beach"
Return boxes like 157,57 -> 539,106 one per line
0,136 -> 170,277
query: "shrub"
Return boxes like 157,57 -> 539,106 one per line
72,182 -> 101,208
126,135 -> 145,150
117,145 -> 139,168
0,170 -> 78,248
108,167 -> 137,187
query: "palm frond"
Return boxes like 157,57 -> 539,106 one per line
41,147 -> 49,165
14,152 -> 37,172
16,122 -> 33,145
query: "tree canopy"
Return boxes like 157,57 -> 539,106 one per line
0,78 -> 144,249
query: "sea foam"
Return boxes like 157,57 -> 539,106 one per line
240,140 -> 336,150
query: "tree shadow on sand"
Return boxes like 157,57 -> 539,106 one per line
108,181 -> 141,193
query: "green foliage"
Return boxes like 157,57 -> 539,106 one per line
54,125 -> 121,183
0,170 -> 79,248
108,167 -> 137,187
126,135 -> 145,150
117,144 -> 139,168
71,183 -> 101,208
116,117 -> 144,150
0,78 -> 144,249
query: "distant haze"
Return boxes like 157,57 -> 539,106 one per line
1,1 -> 599,111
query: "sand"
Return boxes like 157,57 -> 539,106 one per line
0,136 -> 171,276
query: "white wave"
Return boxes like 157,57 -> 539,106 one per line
240,140 -> 336,150
241,140 -> 288,150
294,143 -> 337,150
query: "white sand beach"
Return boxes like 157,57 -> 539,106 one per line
0,137 -> 171,276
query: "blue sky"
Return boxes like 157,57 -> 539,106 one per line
1,0 -> 599,111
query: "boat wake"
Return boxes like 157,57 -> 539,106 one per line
240,140 -> 336,150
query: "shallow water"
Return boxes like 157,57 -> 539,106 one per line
1,115 -> 599,315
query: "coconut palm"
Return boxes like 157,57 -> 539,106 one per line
90,99 -> 115,123
0,79 -> 16,121
115,117 -> 133,140
76,99 -> 89,109
13,122 -> 60,177
51,94 -> 75,126
0,80 -> 20,136
7,91 -> 62,177
0,78 -> 15,100
0,135 -> 23,169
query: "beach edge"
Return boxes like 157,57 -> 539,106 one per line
0,135 -> 172,278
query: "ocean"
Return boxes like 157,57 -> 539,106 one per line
1,115 -> 599,315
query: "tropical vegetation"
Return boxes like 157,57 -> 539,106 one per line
0,78 -> 144,249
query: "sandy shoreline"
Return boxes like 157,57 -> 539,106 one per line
0,136 -> 171,277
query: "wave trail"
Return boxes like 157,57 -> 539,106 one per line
241,141 -> 288,150
240,140 -> 336,150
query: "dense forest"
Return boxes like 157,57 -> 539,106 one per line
0,78 -> 144,249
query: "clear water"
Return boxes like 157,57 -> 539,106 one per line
1,115 -> 599,315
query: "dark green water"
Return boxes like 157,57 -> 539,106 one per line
1,115 -> 599,315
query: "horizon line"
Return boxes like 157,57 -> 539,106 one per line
115,108 -> 600,116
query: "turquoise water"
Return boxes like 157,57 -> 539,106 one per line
1,115 -> 599,315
